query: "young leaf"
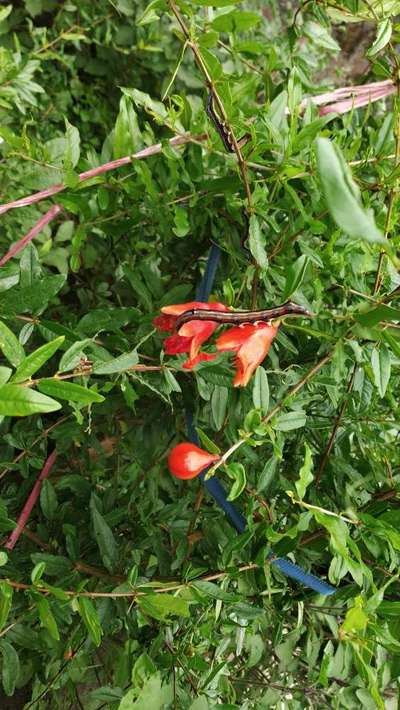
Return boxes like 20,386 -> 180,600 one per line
78,597 -> 103,646
93,350 -> 139,374
226,462 -> 246,501
371,345 -> 391,398
0,583 -> 13,631
366,19 -> 392,57
295,442 -> 314,500
0,385 -> 61,416
37,379 -> 104,405
316,138 -> 384,245
0,641 -> 20,696
211,385 -> 228,430
0,321 -> 25,367
90,497 -> 117,572
12,336 -> 65,383
248,215 -> 268,270
252,366 -> 269,414
282,254 -> 310,300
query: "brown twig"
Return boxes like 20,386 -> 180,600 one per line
4,450 -> 57,551
0,133 -> 207,216
315,364 -> 357,485
0,204 -> 62,266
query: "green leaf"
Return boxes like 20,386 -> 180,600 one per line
295,442 -> 313,500
0,641 -> 19,696
248,215 -> 268,270
37,379 -> 104,405
0,367 -> 11,385
40,479 -> 58,520
257,457 -> 278,494
93,350 -> 139,374
0,5 -> 12,23
33,593 -> 60,640
0,385 -> 61,416
194,0 -> 241,5
252,366 -> 269,414
137,0 -> 167,26
0,275 -> 66,315
355,304 -> 400,327
90,497 -> 118,572
371,344 -> 391,398
138,593 -> 189,620
118,674 -> 173,710
0,321 -> 25,367
226,462 -> 246,501
274,410 -> 307,431
172,207 -> 190,238
366,19 -> 392,57
77,597 -> 102,646
58,338 -> 92,372
31,561 -> 46,584
211,385 -> 228,430
192,580 -> 239,602
12,336 -> 64,383
316,138 -> 384,245
64,118 -> 80,169
0,583 -> 13,631
282,254 -> 310,300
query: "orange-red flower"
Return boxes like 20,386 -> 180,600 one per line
168,442 -> 220,479
153,301 -> 228,369
216,322 -> 279,387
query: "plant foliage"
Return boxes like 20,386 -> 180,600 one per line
1,0 -> 400,707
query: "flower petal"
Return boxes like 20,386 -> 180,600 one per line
233,324 -> 278,387
182,352 -> 217,369
164,333 -> 191,354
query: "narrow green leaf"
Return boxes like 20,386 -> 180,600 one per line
58,338 -> 92,372
274,410 -> 307,431
366,19 -> 392,57
0,582 -> 13,631
226,462 -> 247,501
295,442 -> 313,500
90,497 -> 117,572
12,336 -> 64,383
256,457 -> 278,494
371,345 -> 391,398
248,215 -> 268,270
93,350 -> 139,374
282,254 -> 310,300
0,641 -> 19,696
64,118 -> 80,168
138,593 -> 190,620
0,367 -> 11,385
33,593 -> 60,640
0,385 -> 61,416
192,580 -> 239,602
0,321 -> 25,367
38,379 -> 104,405
211,385 -> 228,430
316,138 -> 384,245
78,597 -> 102,646
252,366 -> 269,414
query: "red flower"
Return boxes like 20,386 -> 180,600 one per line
168,442 -> 220,479
153,301 -> 228,369
216,322 -> 279,387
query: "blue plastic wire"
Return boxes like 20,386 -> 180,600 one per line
185,244 -> 335,596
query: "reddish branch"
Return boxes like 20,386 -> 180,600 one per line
0,133 -> 206,216
0,204 -> 62,267
4,449 -> 57,551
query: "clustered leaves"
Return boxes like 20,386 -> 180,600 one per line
0,0 -> 400,708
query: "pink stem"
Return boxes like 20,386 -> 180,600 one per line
0,204 -> 62,267
4,449 -> 57,551
0,133 -> 207,216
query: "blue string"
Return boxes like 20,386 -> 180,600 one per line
185,245 -> 335,596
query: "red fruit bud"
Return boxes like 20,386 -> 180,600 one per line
168,443 -> 220,480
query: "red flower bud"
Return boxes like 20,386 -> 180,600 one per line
168,442 -> 220,479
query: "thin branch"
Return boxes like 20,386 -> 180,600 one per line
209,351 -> 333,475
169,1 -> 252,213
315,364 -> 357,485
0,415 -> 67,481
0,133 -> 207,216
0,204 -> 62,267
4,562 -> 259,599
4,450 -> 57,551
